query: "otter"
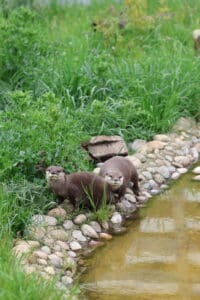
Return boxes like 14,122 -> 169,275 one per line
46,166 -> 114,210
99,156 -> 140,199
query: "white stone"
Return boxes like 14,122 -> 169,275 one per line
111,212 -> 122,224
193,175 -> 200,181
157,166 -> 170,179
193,166 -> 200,174
70,241 -> 82,251
41,246 -> 51,255
171,172 -> 180,180
63,220 -> 74,230
177,168 -> 188,174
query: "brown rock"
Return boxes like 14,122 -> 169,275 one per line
82,135 -> 128,161
47,207 -> 67,220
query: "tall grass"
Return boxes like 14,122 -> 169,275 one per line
0,0 -> 200,298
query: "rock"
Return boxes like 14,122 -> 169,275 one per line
173,117 -> 196,133
93,167 -> 100,174
81,224 -> 99,239
177,168 -> 188,174
48,254 -> 63,268
88,240 -> 105,248
124,193 -> 137,203
150,189 -> 160,195
23,265 -> 37,274
157,166 -> 170,179
69,241 -> 82,251
89,221 -> 102,233
32,250 -> 48,260
41,246 -> 51,255
174,156 -> 191,167
125,187 -> 134,195
26,226 -> 46,241
56,241 -> 69,251
110,212 -> 122,225
42,237 -> 54,247
117,200 -> 137,214
72,230 -> 87,242
130,139 -> 146,152
149,179 -> 158,189
82,135 -> 128,160
73,214 -> 87,225
193,166 -> 200,174
99,232 -> 113,240
194,143 -> 200,152
37,259 -> 48,266
68,251 -> 77,258
44,266 -> 55,275
153,173 -> 165,184
30,215 -> 57,227
171,172 -> 181,180
13,242 -> 32,258
142,171 -> 152,180
47,207 -> 67,220
153,134 -> 170,142
49,229 -> 70,241
192,175 -> 200,181
63,220 -> 74,230
125,155 -> 142,168
61,275 -> 73,286
146,141 -> 166,152
101,221 -> 109,231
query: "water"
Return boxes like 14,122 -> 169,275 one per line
80,170 -> 200,300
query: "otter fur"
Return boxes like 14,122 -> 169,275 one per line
46,166 -> 114,210
99,156 -> 140,199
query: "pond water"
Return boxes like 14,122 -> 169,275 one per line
80,170 -> 200,300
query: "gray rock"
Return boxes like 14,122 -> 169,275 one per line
48,254 -> 63,268
124,193 -> 137,203
171,172 -> 181,180
61,275 -> 73,286
130,139 -> 146,152
117,199 -> 137,214
69,241 -> 82,251
150,189 -> 160,195
44,266 -> 55,275
68,251 -> 77,258
89,221 -> 102,233
72,230 -> 87,242
149,179 -> 158,189
154,173 -> 165,184
157,166 -> 170,179
81,224 -> 99,239
63,220 -> 74,230
142,171 -> 152,180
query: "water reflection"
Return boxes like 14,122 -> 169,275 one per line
80,171 -> 200,300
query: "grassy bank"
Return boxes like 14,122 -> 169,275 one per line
0,0 -> 200,298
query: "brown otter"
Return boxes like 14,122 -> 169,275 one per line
46,166 -> 114,210
99,156 -> 140,199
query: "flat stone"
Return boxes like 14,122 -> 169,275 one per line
73,214 -> 87,225
81,224 -> 99,239
70,241 -> 82,251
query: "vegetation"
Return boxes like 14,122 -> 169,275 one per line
0,0 -> 200,298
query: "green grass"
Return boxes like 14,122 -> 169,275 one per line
0,0 -> 200,299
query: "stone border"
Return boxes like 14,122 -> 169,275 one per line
12,118 -> 200,299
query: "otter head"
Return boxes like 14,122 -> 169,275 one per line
46,166 -> 66,184
104,171 -> 124,191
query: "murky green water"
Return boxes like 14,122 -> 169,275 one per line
80,170 -> 200,300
